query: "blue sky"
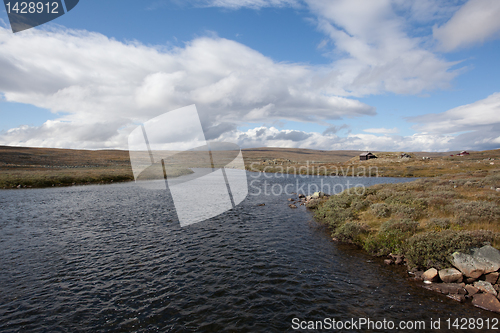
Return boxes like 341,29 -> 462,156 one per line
0,0 -> 499,151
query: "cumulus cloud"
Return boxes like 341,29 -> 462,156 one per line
407,92 -> 500,150
322,124 -> 349,135
363,127 -> 399,134
302,0 -> 459,96
219,126 -> 462,151
410,92 -> 500,133
0,27 -> 374,148
182,0 -> 460,96
214,89 -> 500,150
196,0 -> 300,9
392,0 -> 465,24
433,0 -> 500,51
0,1 -> 493,151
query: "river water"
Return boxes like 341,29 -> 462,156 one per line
1,172 -> 498,332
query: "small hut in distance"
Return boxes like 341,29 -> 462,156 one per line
359,152 -> 377,161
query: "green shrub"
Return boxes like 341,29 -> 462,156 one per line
405,230 -> 498,269
389,204 -> 426,220
375,188 -> 394,201
380,218 -> 419,233
305,199 -> 321,209
313,192 -> 365,228
451,200 -> 500,224
384,192 -> 416,206
333,222 -> 369,245
370,203 -> 391,218
427,218 -> 452,230
363,230 -> 408,256
480,172 -> 500,188
350,196 -> 370,212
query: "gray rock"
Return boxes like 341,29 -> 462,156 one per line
451,245 -> 500,279
472,293 -> 500,313
311,191 -> 325,199
465,277 -> 478,284
486,272 -> 500,285
423,268 -> 439,282
424,283 -> 466,295
384,259 -> 393,265
439,268 -> 463,283
474,281 -> 498,296
465,285 -> 479,297
447,294 -> 466,302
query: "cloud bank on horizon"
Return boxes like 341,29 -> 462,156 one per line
0,0 -> 499,152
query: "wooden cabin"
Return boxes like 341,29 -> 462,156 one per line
360,152 -> 377,161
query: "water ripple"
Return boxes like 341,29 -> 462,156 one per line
1,174 -> 499,332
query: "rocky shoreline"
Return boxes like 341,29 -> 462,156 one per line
286,191 -> 500,315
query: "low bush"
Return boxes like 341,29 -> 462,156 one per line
380,218 -> 419,233
451,200 -> 500,224
480,172 -> 500,188
427,218 -> 452,231
370,203 -> 391,218
405,230 -> 498,269
389,204 -> 426,220
375,188 -> 394,201
384,192 -> 416,206
363,229 -> 408,256
333,222 -> 369,245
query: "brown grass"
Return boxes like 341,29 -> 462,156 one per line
1,145 -> 499,188
310,168 -> 500,269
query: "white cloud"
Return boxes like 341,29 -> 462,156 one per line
408,92 -> 500,151
189,0 -> 461,96
433,0 -> 500,51
363,127 -> 399,134
197,0 -> 300,9
0,1 -> 494,151
0,27 -> 374,148
219,126 -> 461,151
410,92 -> 500,134
302,0 -> 459,96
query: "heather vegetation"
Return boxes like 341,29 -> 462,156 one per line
0,146 -> 192,189
311,169 -> 500,270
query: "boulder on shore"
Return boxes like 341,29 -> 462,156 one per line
486,272 -> 500,284
438,268 -> 463,283
422,268 -> 439,282
311,191 -> 325,199
447,294 -> 466,302
424,283 -> 466,295
474,280 -> 497,296
450,245 -> 500,279
464,285 -> 479,297
472,293 -> 500,313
